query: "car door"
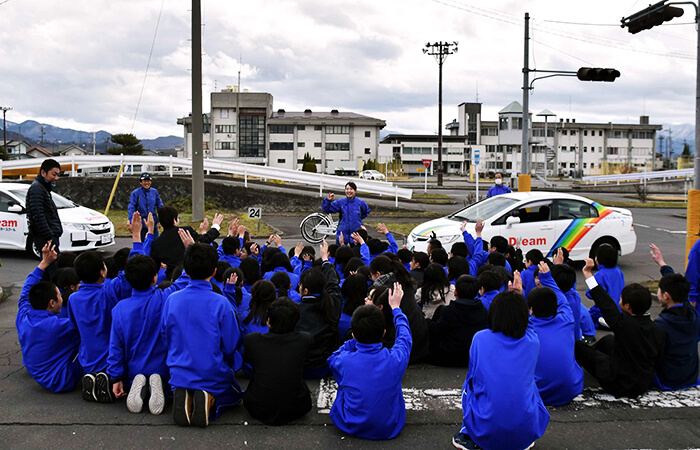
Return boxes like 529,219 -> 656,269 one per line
550,199 -> 601,259
489,199 -> 558,255
0,191 -> 29,250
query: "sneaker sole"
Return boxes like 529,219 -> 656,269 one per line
82,374 -> 97,402
148,374 -> 165,415
172,389 -> 191,426
191,390 -> 211,428
95,372 -> 114,403
127,374 -> 148,413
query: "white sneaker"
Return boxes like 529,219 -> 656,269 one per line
148,374 -> 165,415
127,374 -> 148,413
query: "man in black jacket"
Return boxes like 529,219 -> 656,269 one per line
26,159 -> 63,278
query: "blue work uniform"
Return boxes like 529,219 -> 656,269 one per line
321,196 -> 370,243
486,183 -> 512,198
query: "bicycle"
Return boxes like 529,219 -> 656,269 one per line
299,212 -> 337,244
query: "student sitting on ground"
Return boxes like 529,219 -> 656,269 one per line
340,273 -> 369,338
651,242 -> 700,312
415,263 -> 456,320
16,243 -> 82,393
587,243 -> 625,328
271,270 -> 300,303
476,269 -> 502,311
263,252 -> 299,289
243,298 -> 314,425
162,240 -> 243,427
427,275 -> 487,367
575,258 -> 665,398
447,256 -> 470,285
409,251 -> 429,285
241,280 -> 277,337
219,236 -> 242,268
653,273 -> 700,390
522,249 -> 545,298
452,289 -> 550,450
397,248 -> 413,273
329,282 -> 412,440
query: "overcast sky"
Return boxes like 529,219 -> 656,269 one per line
0,0 -> 696,139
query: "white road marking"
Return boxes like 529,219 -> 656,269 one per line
635,223 -> 650,229
316,380 -> 700,413
655,228 -> 686,235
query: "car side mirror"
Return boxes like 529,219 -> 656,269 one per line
506,216 -> 520,227
8,204 -> 24,213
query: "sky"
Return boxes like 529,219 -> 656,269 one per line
0,0 -> 697,139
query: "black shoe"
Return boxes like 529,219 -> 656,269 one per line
191,390 -> 214,428
452,432 -> 480,450
127,374 -> 149,413
172,388 -> 192,426
94,372 -> 115,403
81,373 -> 97,402
148,374 -> 165,415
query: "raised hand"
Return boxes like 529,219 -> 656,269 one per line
351,232 -> 364,245
226,272 -> 238,286
460,221 -> 468,233
273,234 -> 282,247
338,233 -> 345,246
649,244 -> 666,267
327,192 -> 335,201
198,217 -> 209,234
146,213 -> 155,234
553,247 -> 565,265
583,258 -> 595,278
377,223 -> 389,235
213,213 -> 224,227
294,242 -> 304,257
538,261 -> 550,274
510,270 -> 523,294
228,217 -> 239,236
475,219 -> 484,236
388,282 -> 403,309
319,239 -> 329,261
178,228 -> 195,247
39,242 -> 58,270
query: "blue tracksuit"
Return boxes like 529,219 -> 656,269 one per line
161,279 -> 242,397
579,303 -> 596,336
220,253 -> 241,268
16,267 -> 82,392
531,272 -> 584,405
128,186 -> 164,225
321,196 -> 370,242
462,231 -> 488,273
263,268 -> 300,291
107,274 -> 189,385
587,265 -> 625,326
67,272 -> 133,374
564,288 -> 583,339
329,308 -> 412,440
477,289 -> 500,311
687,238 -> 700,311
486,183 -> 512,198
338,312 -> 352,339
654,302 -> 700,390
460,325 -> 550,450
521,265 -> 537,299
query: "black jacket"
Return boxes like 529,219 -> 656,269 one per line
654,302 -> 700,389
150,225 -> 219,273
427,297 -> 488,367
26,174 -> 63,240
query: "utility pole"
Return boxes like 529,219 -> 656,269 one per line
41,125 -> 45,144
191,0 -> 205,221
521,13 -> 530,178
423,41 -> 458,186
1,106 -> 11,152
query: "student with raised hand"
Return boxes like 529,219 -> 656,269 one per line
528,262 -> 584,406
416,263 -> 456,320
16,243 -> 82,393
162,238 -> 243,428
586,243 -> 625,328
291,242 -> 313,280
243,298 -> 314,426
452,288 -> 549,450
575,258 -> 666,399
329,282 -> 412,440
460,220 -> 488,274
651,242 -> 700,311
68,216 -> 141,403
350,231 -> 371,266
376,223 -> 399,255
263,252 -> 298,288
522,249 -> 545,298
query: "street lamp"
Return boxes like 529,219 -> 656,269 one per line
1,106 -> 12,154
423,41 -> 458,186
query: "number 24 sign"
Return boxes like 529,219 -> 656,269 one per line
248,207 -> 262,219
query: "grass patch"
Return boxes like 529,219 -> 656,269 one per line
366,222 -> 422,236
413,193 -> 453,200
588,198 -> 687,209
411,193 -> 456,204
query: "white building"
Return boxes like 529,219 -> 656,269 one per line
177,89 -> 385,174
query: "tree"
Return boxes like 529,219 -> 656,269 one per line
0,145 -> 7,161
363,158 -> 376,171
106,133 -> 144,155
301,152 -> 317,173
682,142 -> 691,157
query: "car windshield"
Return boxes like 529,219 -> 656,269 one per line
10,189 -> 76,209
449,196 -> 519,222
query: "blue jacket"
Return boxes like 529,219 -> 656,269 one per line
321,196 -> 370,239
329,308 -> 412,440
460,325 -> 550,450
521,265 -> 537,299
263,268 -> 300,291
587,265 -> 625,324
67,272 -> 133,374
128,186 -> 164,224
461,231 -> 488,275
107,274 -> 189,384
579,303 -> 596,336
220,253 -> 241,268
161,279 -> 241,395
477,289 -> 500,311
486,183 -> 512,198
531,272 -> 584,406
654,302 -> 700,390
16,267 -> 82,392
687,238 -> 700,311
564,288 -> 583,339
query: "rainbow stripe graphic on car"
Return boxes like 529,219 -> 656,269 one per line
546,202 -> 613,257
414,224 -> 454,237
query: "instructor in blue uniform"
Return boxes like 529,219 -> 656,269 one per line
128,173 -> 164,240
322,181 -> 370,244
487,172 -> 512,198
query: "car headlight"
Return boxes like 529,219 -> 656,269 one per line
63,222 -> 89,231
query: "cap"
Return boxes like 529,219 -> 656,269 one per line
140,173 -> 152,181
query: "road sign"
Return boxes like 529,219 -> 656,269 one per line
248,207 -> 261,219
422,159 -> 432,169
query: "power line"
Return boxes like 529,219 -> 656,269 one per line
531,38 -> 594,66
0,0 -> 12,6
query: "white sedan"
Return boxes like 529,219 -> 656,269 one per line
407,192 -> 636,260
359,170 -> 386,181
0,182 -> 115,258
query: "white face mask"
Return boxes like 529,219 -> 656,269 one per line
495,178 -> 503,185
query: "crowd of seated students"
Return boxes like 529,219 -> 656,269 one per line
14,205 -> 700,448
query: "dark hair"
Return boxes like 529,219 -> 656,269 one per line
351,305 -> 385,344
367,238 -> 388,256
345,181 -> 358,191
244,280 -> 277,326
183,243 -> 218,280
170,264 -> 183,282
487,252 -> 506,267
621,283 -> 652,314
490,236 -> 508,254
74,251 -> 105,284
528,286 -> 558,318
268,252 -> 294,273
412,251 -> 429,271
488,291 -> 530,339
353,227 -> 369,243
40,158 -> 61,174
554,247 -> 572,265
239,257 -> 260,285
478,270 -> 502,292
525,249 -> 545,265
270,271 -> 292,298
222,267 -> 244,306
327,243 -> 338,258
550,264 -> 577,292
370,255 -> 413,286
420,263 -> 451,306
242,241 -> 256,257
447,256 -> 469,281
222,236 -> 240,256
430,248 -> 448,266
335,245 -> 355,271
215,261 -> 232,283
268,298 -> 300,333
125,255 -> 158,290
397,248 -> 413,264
158,206 -> 179,229
55,267 -> 80,299
301,245 -> 316,260
659,273 -> 690,304
260,246 -> 281,275
104,256 -> 118,279
343,257 -> 365,280
450,242 -> 468,258
114,247 -> 131,271
455,275 -> 479,299
596,243 -> 618,268
367,285 -> 395,340
532,260 -> 554,279
29,281 -> 59,310
342,273 -> 368,316
156,280 -> 173,290
210,281 -> 222,295
56,251 -> 76,269
428,239 -> 443,251
300,268 -> 338,325
356,265 -> 371,279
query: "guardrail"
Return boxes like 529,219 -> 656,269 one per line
582,168 -> 694,186
0,155 -> 413,205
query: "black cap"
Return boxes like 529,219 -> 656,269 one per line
140,173 -> 152,181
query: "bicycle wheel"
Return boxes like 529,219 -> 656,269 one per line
300,214 -> 332,244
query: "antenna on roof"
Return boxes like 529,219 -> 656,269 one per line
475,81 -> 479,103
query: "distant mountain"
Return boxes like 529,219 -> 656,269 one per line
657,123 -> 694,157
141,135 -> 183,151
380,129 -> 402,139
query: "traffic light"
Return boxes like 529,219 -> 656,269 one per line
576,68 -> 621,82
621,1 -> 684,34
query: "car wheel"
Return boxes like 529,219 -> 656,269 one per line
25,234 -> 41,260
589,237 -> 619,260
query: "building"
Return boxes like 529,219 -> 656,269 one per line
3,140 -> 31,159
177,89 -> 386,174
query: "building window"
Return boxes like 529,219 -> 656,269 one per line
220,109 -> 229,119
364,131 -> 371,138
571,146 -> 577,152
591,163 -> 595,168
277,159 -> 286,164
583,146 -> 588,152
314,125 -> 322,131
583,163 -> 587,168
325,125 -> 350,134
499,117 -> 508,130
584,130 -> 588,136
203,142 -> 209,150
571,130 -> 577,135
314,142 -> 322,148
326,143 -> 350,151
365,148 -> 371,155
570,163 -> 576,168
269,125 -> 294,134
298,142 -> 305,147
632,131 -> 653,139
561,130 -> 568,135
481,127 -> 497,136
561,146 -> 567,151
270,142 -> 294,150
599,130 -> 603,136
239,115 -> 266,157
599,147 -> 603,152
512,118 -> 522,130
214,125 -> 236,133
214,141 -> 234,150
298,125 -> 305,131
607,147 -> 619,155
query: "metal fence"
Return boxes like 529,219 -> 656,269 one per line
582,168 -> 694,186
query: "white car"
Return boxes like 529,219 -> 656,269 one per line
359,170 -> 386,181
407,192 -> 636,260
0,182 -> 116,258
